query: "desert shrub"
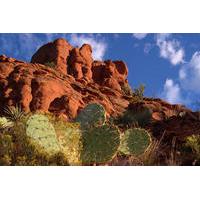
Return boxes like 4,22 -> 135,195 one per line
0,133 -> 13,165
119,106 -> 152,128
121,83 -> 133,96
185,135 -> 200,162
0,114 -> 69,166
53,119 -> 82,165
125,84 -> 146,104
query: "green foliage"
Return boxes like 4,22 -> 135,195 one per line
0,122 -> 68,166
120,107 -> 152,127
44,61 -> 56,68
121,83 -> 133,96
0,134 -> 13,165
3,105 -> 25,123
133,84 -> 145,100
0,117 -> 13,129
75,103 -> 106,128
54,120 -> 82,165
26,114 -> 60,155
81,125 -> 120,165
119,128 -> 152,156
185,135 -> 200,158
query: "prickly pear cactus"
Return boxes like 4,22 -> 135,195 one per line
26,114 -> 60,155
75,103 -> 106,128
54,121 -> 82,165
119,128 -> 152,156
81,125 -> 120,165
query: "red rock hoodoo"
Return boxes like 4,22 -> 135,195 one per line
0,38 -> 129,120
0,38 -> 200,139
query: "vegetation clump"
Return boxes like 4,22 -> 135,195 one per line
118,106 -> 152,127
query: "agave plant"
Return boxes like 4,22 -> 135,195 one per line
3,105 -> 25,123
0,117 -> 13,129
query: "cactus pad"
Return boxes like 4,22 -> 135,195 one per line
119,128 -> 152,156
81,125 -> 120,164
26,114 -> 60,155
75,103 -> 106,128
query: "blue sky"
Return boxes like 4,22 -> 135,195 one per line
0,33 -> 200,110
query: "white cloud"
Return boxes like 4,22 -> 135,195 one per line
144,43 -> 154,54
70,34 -> 107,60
163,78 -> 182,104
156,33 -> 185,65
133,33 -> 148,40
179,51 -> 200,94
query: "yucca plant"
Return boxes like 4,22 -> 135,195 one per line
0,117 -> 13,129
3,105 -> 25,123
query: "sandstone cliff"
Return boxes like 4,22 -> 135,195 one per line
0,38 -> 200,140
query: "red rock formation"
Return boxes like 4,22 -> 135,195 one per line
0,38 -> 200,140
0,38 -> 129,120
31,38 -> 73,75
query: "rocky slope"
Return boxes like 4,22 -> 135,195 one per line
0,38 -> 200,140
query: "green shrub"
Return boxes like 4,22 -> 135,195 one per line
0,121 -> 69,166
121,83 -> 133,96
119,128 -> 152,156
80,125 -> 120,165
120,107 -> 152,127
133,84 -> 145,101
185,135 -> 200,158
75,103 -> 106,129
0,134 -> 13,165
54,120 -> 82,165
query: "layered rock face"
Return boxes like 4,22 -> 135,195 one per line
0,38 -> 130,121
0,38 -> 200,139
